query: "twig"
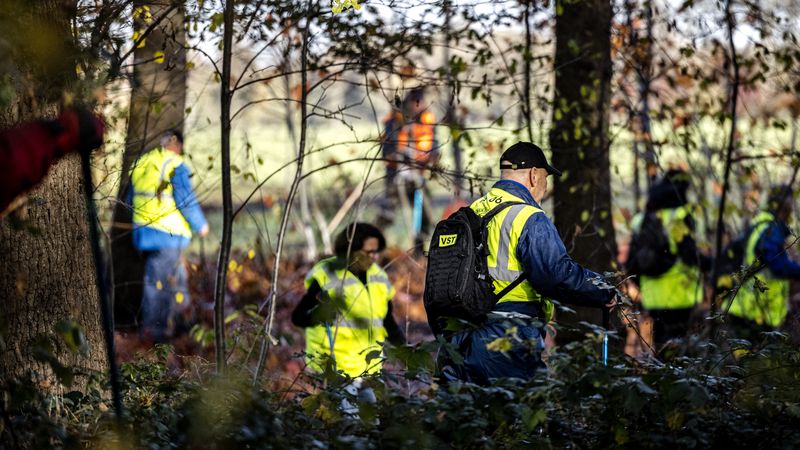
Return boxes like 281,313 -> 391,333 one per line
253,0 -> 313,385
709,0 -> 741,315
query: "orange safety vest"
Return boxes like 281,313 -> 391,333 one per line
385,111 -> 436,166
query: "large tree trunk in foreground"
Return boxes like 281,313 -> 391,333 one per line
0,0 -> 105,386
550,0 -> 617,342
111,1 -> 186,329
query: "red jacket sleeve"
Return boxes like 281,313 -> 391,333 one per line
0,113 -> 83,212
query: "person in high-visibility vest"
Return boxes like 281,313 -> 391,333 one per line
725,185 -> 800,340
127,129 -> 208,342
378,88 -> 437,249
292,223 -> 405,377
440,142 -> 616,384
629,169 -> 711,348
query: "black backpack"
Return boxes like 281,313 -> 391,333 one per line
627,211 -> 676,277
423,202 -> 526,336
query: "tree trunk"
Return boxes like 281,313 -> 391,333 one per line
214,0 -> 235,374
522,0 -> 534,143
550,0 -> 617,341
111,1 -> 186,329
638,0 -> 657,186
0,0 -> 105,386
443,0 -> 464,194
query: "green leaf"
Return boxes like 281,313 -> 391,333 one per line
209,13 -> 224,32
365,349 -> 382,364
522,406 -> 547,431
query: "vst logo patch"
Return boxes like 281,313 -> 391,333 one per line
439,234 -> 458,247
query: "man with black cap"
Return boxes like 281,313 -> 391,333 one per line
441,142 -> 616,383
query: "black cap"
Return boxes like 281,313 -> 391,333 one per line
767,184 -> 793,213
499,142 -> 561,177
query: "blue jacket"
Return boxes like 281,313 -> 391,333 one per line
493,180 -> 613,310
440,180 -> 612,384
757,220 -> 800,279
127,163 -> 208,251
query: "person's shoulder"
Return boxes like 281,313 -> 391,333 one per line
419,111 -> 435,124
521,204 -> 548,220
316,256 -> 339,268
170,152 -> 187,166
761,220 -> 787,240
135,147 -> 161,163
519,207 -> 553,234
512,205 -> 548,233
384,111 -> 402,124
368,264 -> 392,284
305,258 -> 336,286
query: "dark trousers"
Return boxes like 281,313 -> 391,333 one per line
439,319 -> 546,385
141,248 -> 190,342
726,314 -> 772,343
648,308 -> 693,348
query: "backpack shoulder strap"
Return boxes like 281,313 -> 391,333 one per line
493,274 -> 526,302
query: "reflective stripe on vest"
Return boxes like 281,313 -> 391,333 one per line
130,148 -> 192,238
637,206 -> 704,310
470,187 -> 553,319
303,257 -> 394,376
727,211 -> 788,328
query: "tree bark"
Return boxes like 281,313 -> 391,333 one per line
638,0 -> 657,186
0,0 -> 106,386
214,0 -> 235,374
443,0 -> 464,194
111,1 -> 186,329
550,0 -> 617,341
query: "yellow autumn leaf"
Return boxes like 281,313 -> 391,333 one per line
131,29 -> 146,49
666,410 -> 684,431
486,337 -> 513,353
332,0 -> 361,14
153,50 -> 165,64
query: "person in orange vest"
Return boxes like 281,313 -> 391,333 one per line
379,88 -> 437,250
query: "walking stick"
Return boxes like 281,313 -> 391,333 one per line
80,151 -> 124,426
413,187 -> 423,237
199,235 -> 209,294
602,307 -> 610,366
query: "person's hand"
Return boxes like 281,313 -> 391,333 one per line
198,223 -> 210,238
605,294 -> 619,311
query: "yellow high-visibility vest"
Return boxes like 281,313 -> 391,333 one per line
469,187 -> 553,319
130,147 -> 192,239
304,257 -> 395,376
726,211 -> 788,328
635,206 -> 704,310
